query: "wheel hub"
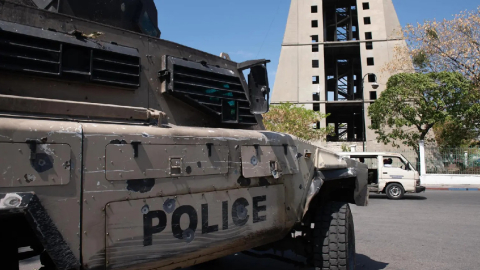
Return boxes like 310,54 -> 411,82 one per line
390,186 -> 400,197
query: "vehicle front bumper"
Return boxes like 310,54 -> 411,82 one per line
416,186 -> 426,193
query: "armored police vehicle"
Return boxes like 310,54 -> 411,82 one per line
0,1 -> 368,269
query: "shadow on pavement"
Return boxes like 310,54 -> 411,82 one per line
356,253 -> 389,269
369,194 -> 427,200
190,252 -> 301,270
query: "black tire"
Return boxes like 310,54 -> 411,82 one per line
313,202 -> 355,270
385,183 -> 405,200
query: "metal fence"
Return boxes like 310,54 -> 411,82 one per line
424,147 -> 480,175
361,145 -> 480,175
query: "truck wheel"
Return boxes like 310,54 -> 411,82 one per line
313,202 -> 355,270
385,183 -> 404,200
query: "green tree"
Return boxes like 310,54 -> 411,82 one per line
368,72 -> 480,154
341,144 -> 351,152
433,119 -> 478,148
263,102 -> 334,141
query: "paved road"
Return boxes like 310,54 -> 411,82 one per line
20,191 -> 480,270
352,191 -> 480,270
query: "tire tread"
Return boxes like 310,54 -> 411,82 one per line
313,202 -> 353,270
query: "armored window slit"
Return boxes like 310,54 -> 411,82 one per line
0,23 -> 140,89
163,56 -> 257,125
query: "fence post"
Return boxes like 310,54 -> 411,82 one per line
419,140 -> 426,176
464,151 -> 468,168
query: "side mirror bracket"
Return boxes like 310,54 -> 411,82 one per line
237,59 -> 271,114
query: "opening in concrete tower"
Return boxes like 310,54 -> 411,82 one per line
326,104 -> 364,142
323,0 -> 359,42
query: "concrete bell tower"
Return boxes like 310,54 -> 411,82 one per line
272,0 -> 410,152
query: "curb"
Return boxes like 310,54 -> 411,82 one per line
426,187 -> 480,191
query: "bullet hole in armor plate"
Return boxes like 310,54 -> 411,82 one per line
250,156 -> 258,166
232,198 -> 249,226
63,160 -> 71,170
141,205 -> 150,214
237,177 -> 251,187
236,204 -> 247,219
24,174 -> 36,183
186,166 -> 192,174
163,198 -> 176,214
32,153 -> 53,173
182,228 -> 195,243
126,179 -> 155,193
197,161 -> 202,168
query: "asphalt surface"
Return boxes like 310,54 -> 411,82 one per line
19,191 -> 480,270
352,191 -> 480,270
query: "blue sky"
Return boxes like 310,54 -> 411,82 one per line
156,0 -> 479,85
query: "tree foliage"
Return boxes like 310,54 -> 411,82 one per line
385,6 -> 480,85
433,119 -> 478,148
263,102 -> 334,141
368,72 -> 480,153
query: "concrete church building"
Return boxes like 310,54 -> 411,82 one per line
272,0 -> 410,151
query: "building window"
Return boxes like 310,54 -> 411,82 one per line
365,32 -> 373,40
311,5 -> 318,13
312,76 -> 320,84
314,121 -> 321,129
370,91 -> 377,100
312,20 -> 318,28
367,57 -> 375,66
313,92 -> 320,111
311,35 -> 319,42
366,42 -> 373,50
312,44 -> 319,52
368,74 -> 377,83
312,60 -> 319,68
363,2 -> 370,10
364,17 -> 371,25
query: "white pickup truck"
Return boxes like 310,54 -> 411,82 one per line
339,152 -> 426,199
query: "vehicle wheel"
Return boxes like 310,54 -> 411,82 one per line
313,202 -> 355,270
385,183 -> 404,200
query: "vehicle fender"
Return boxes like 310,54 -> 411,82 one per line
302,174 -> 324,218
302,160 -> 369,217
382,181 -> 405,192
